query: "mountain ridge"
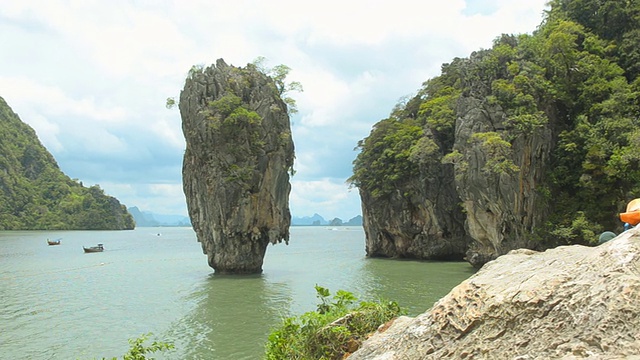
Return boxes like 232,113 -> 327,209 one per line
0,96 -> 134,230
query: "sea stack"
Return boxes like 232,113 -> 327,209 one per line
179,59 -> 294,274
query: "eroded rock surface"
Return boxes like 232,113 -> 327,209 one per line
358,52 -> 552,266
360,150 -> 470,260
179,59 -> 294,274
350,229 -> 640,359
454,94 -> 552,267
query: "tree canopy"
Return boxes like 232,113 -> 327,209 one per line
251,56 -> 303,115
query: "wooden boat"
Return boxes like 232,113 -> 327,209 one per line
83,244 -> 104,253
47,238 -> 61,245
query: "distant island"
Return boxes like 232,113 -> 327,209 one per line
128,207 -> 191,227
129,207 -> 362,228
291,214 -> 363,226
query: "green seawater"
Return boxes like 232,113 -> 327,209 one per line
0,226 -> 475,359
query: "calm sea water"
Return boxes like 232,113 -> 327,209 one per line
0,226 -> 475,359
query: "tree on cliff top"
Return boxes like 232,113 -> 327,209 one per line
251,56 -> 303,115
166,57 -> 303,116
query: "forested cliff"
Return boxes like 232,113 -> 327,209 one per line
351,0 -> 640,267
0,96 -> 135,230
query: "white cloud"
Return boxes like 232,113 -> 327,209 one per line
290,178 -> 361,220
92,182 -> 187,215
0,0 -> 549,219
151,117 -> 186,150
296,69 -> 351,127
251,0 -> 470,46
0,77 -> 133,157
0,77 -> 128,122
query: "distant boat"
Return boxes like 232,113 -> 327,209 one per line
47,238 -> 61,246
83,244 -> 104,253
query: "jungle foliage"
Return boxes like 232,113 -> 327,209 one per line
251,56 -> 304,115
264,285 -> 405,360
0,97 -> 135,230
350,0 -> 640,246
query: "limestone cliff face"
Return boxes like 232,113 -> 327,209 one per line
350,229 -> 640,359
357,52 -> 555,267
179,59 -> 294,274
360,138 -> 470,260
453,96 -> 553,267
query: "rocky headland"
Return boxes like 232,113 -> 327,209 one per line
179,59 -> 294,274
349,228 -> 640,359
352,1 -> 640,268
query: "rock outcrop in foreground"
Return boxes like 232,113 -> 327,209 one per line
179,59 -> 294,274
350,229 -> 640,359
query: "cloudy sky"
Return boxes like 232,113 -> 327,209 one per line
0,0 -> 548,220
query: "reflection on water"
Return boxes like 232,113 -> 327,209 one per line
0,226 -> 475,360
167,274 -> 292,359
360,258 -> 478,315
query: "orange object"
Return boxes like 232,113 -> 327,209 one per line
620,211 -> 640,226
620,198 -> 640,225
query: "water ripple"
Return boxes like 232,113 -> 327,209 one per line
0,227 -> 474,359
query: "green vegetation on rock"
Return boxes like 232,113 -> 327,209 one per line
251,56 -> 304,115
351,118 -> 424,198
96,332 -> 174,360
0,96 -> 135,230
351,0 -> 640,247
264,285 -> 405,360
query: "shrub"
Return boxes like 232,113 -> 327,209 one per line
264,285 -> 405,359
98,333 -> 174,360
